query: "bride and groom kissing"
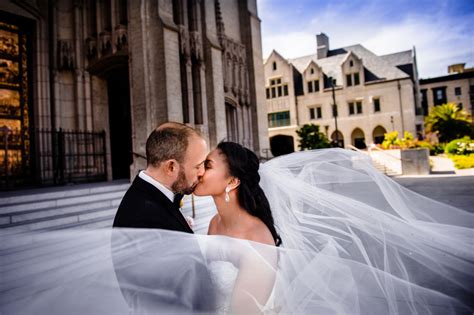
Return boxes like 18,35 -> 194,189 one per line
112,121 -> 279,313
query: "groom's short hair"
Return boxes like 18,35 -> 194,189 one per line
146,122 -> 202,167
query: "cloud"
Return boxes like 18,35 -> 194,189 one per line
258,0 -> 474,78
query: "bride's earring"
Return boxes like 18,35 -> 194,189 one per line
225,186 -> 231,203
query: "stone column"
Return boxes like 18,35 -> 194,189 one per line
239,0 -> 269,156
128,0 -> 183,176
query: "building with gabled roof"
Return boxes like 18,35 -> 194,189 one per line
264,33 -> 422,154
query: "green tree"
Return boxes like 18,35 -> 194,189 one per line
296,124 -> 331,150
424,103 -> 473,142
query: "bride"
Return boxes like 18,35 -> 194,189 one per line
1,143 -> 473,314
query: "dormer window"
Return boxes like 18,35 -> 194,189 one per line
272,61 -> 277,71
346,72 -> 360,87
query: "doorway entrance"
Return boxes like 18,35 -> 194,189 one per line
107,67 -> 132,180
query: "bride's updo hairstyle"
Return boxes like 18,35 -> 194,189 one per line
217,142 -> 282,246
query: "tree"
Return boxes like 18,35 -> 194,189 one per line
424,103 -> 473,143
296,124 -> 331,150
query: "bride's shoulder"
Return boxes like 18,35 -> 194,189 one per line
245,219 -> 275,246
207,214 -> 220,235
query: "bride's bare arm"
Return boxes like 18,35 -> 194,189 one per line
231,242 -> 278,314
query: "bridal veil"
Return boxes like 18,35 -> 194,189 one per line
1,148 -> 472,314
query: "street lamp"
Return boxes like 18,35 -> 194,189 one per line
329,76 -> 340,147
390,115 -> 394,131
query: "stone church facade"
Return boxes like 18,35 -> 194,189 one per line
0,0 -> 268,189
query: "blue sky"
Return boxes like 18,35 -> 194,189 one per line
257,0 -> 474,78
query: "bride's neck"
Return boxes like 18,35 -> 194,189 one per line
213,195 -> 246,229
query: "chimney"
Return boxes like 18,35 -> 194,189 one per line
316,33 -> 329,59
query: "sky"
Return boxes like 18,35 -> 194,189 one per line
257,0 -> 474,79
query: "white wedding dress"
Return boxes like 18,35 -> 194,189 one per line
1,148 -> 472,314
209,261 -> 239,313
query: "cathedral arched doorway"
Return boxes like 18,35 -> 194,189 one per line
270,135 -> 294,156
351,128 -> 366,149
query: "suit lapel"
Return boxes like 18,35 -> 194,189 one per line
133,175 -> 193,233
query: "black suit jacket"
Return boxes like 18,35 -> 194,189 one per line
111,175 -> 215,312
113,175 -> 192,232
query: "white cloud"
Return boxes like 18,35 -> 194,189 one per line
258,1 -> 474,78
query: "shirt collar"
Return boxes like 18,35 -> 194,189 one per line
139,170 -> 175,202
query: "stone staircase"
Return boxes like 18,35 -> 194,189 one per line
0,181 -> 130,237
371,159 -> 399,177
0,180 -> 217,237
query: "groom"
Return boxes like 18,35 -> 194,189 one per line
113,122 -> 206,231
112,122 -> 215,312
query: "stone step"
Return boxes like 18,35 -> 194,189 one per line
0,198 -> 122,225
0,207 -> 116,237
0,190 -> 126,215
0,181 -> 130,207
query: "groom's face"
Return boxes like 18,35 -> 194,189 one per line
171,134 -> 207,195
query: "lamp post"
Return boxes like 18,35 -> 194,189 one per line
390,115 -> 394,131
329,77 -> 340,147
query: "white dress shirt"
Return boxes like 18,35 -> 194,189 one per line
139,170 -> 175,202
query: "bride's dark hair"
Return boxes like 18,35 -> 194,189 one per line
217,142 -> 282,246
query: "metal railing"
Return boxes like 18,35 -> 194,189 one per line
0,127 -> 107,190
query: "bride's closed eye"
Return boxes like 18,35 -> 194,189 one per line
204,160 -> 212,170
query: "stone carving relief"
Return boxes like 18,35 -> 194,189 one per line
215,0 -> 250,105
58,40 -> 74,70
115,25 -> 128,52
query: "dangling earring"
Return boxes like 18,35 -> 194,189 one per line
225,186 -> 231,203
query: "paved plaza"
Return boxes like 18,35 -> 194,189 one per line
394,175 -> 474,213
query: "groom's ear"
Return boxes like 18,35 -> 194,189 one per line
164,159 -> 179,176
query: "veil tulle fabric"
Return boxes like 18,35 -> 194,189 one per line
1,148 -> 473,314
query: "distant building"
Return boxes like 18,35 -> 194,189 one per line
420,63 -> 474,120
264,33 -> 422,154
0,0 -> 268,190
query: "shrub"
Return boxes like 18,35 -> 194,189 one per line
430,144 -> 445,155
296,124 -> 331,150
445,137 -> 474,155
449,154 -> 474,169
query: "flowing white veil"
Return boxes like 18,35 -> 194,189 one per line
1,148 -> 472,314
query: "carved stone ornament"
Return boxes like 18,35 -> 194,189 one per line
58,40 -> 74,70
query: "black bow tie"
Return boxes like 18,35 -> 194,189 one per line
173,193 -> 184,208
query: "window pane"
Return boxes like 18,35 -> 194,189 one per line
354,73 -> 360,85
276,78 -> 281,84
436,90 -> 443,100
314,80 -> 319,92
277,86 -> 282,97
270,79 -> 275,86
307,81 -> 313,93
271,87 -> 276,98
348,102 -> 354,115
374,98 -> 380,112
356,101 -> 362,113
317,107 -> 322,118
455,87 -> 461,96
310,108 -> 315,119
266,88 -> 270,99
346,74 -> 352,86
283,84 -> 288,96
